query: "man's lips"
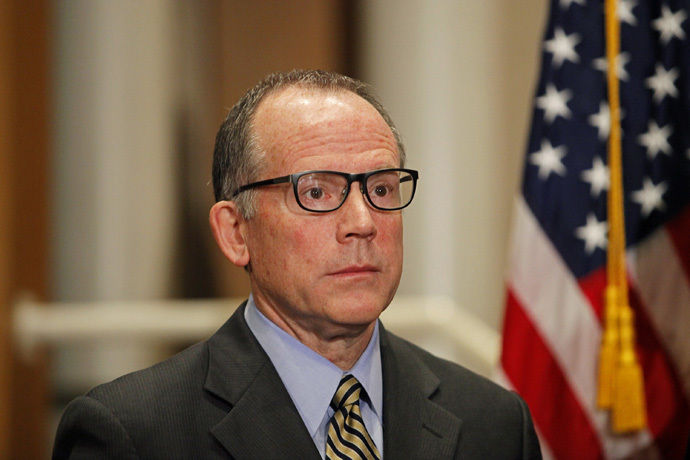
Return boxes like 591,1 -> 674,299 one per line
328,265 -> 379,276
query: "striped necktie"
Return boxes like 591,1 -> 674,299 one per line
326,374 -> 381,460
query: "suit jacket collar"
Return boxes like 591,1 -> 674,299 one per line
380,322 -> 462,458
204,302 -> 321,459
202,302 -> 461,459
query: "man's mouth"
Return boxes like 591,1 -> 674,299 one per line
329,265 -> 379,277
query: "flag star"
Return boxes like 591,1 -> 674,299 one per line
559,0 -> 585,8
581,157 -> 610,198
530,139 -> 567,180
652,5 -> 687,44
646,64 -> 679,103
593,52 -> 631,81
575,213 -> 608,255
544,28 -> 581,67
617,0 -> 638,26
638,121 -> 673,159
588,103 -> 610,141
631,178 -> 668,217
588,103 -> 624,142
536,84 -> 572,123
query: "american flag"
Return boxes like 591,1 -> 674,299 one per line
498,0 -> 690,458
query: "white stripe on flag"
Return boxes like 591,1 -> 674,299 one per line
509,198 -> 601,415
628,227 -> 690,401
509,198 -> 657,459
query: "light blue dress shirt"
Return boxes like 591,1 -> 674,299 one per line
244,295 -> 384,458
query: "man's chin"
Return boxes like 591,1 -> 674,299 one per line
325,298 -> 389,325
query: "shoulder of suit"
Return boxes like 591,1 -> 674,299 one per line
86,339 -> 209,408
382,328 -> 515,400
86,303 -> 250,405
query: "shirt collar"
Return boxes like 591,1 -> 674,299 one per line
244,294 -> 383,437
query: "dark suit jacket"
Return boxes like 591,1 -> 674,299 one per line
53,302 -> 541,459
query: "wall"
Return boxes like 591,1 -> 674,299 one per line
51,0 -> 353,392
359,0 -> 549,329
52,0 -> 180,391
41,1 -> 552,456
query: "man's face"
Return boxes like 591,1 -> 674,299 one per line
242,86 -> 404,340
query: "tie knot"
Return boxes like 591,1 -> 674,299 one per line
331,374 -> 363,411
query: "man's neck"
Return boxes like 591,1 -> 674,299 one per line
305,325 -> 377,370
254,301 -> 376,371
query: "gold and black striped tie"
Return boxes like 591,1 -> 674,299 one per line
326,375 -> 381,460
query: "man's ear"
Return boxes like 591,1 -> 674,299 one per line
209,201 -> 250,268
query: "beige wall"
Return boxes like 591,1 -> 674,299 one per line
359,0 -> 549,328
53,0 -> 181,390
2,2 -> 553,457
37,2 -> 554,456
50,1 -> 552,391
49,0 -> 552,383
51,0 -> 352,390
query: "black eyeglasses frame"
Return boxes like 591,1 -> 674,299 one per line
231,168 -> 419,213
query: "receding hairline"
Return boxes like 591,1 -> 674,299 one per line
210,70 -> 407,209
247,83 -> 403,164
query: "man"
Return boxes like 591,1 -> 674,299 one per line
53,70 -> 542,459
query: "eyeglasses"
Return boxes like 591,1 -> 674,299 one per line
231,168 -> 419,213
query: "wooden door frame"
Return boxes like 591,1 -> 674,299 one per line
0,1 -> 51,458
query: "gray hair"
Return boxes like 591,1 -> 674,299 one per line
211,69 -> 406,218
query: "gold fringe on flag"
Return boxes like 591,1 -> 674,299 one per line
596,0 -> 647,433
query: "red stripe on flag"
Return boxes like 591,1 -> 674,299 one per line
577,268 -> 607,323
629,286 -> 690,460
665,206 -> 690,284
501,288 -> 604,460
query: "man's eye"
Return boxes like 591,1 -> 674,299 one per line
372,184 -> 391,197
307,187 -> 325,199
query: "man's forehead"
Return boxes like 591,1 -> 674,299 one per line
257,85 -> 366,116
249,85 -> 399,172
252,85 -> 392,143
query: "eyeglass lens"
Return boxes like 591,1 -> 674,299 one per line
295,170 -> 414,212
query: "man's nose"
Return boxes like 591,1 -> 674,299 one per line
336,182 -> 377,242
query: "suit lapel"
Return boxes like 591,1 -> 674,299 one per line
380,325 -> 462,459
204,303 -> 320,459
200,304 -> 461,459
